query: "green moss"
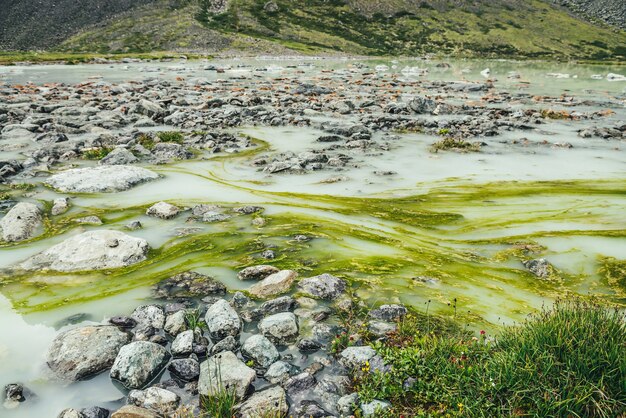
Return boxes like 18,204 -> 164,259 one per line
430,137 -> 481,153
82,147 -> 114,160
157,131 -> 185,144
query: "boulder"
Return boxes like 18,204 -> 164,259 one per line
99,148 -> 139,165
264,361 -> 296,384
146,202 -> 180,219
198,351 -> 255,399
298,273 -> 346,300
258,312 -> 299,343
0,202 -> 42,242
168,358 -> 200,381
154,271 -> 226,298
45,165 -> 159,193
128,387 -> 180,414
79,406 -> 110,418
110,341 -> 170,389
369,304 -> 407,322
51,197 -> 70,215
241,334 -> 279,368
237,385 -> 287,418
20,230 -> 149,272
237,265 -> 279,281
111,405 -> 158,418
248,270 -> 297,298
47,325 -> 131,380
205,299 -> 241,341
339,346 -> 376,369
164,310 -> 187,336
171,330 -> 194,356
131,305 -> 166,329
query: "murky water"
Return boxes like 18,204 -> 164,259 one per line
0,57 -> 625,416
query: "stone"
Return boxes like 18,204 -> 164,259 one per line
198,351 -> 255,399
79,406 -> 110,418
111,405 -> 158,418
338,393 -> 359,416
146,202 -> 180,219
136,99 -> 165,118
0,202 -> 42,242
205,299 -> 241,341
298,273 -> 346,300
369,321 -> 397,336
210,335 -> 238,355
110,341 -> 170,389
241,334 -> 279,368
151,143 -> 193,161
131,305 -> 166,329
233,205 -> 263,215
128,387 -> 180,414
154,271 -> 226,298
361,400 -> 391,417
99,147 -> 139,165
369,304 -> 407,321
237,265 -> 279,281
168,358 -> 200,381
51,197 -> 70,215
264,360 -> 296,384
340,346 -> 376,369
164,310 -> 187,336
523,258 -> 553,278
109,316 -> 137,328
202,211 -> 231,222
57,409 -> 81,418
237,385 -> 287,418
47,325 -> 131,381
171,330 -> 194,356
20,230 -> 149,272
294,400 -> 327,418
258,312 -> 299,343
297,339 -> 322,352
248,270 -> 297,298
74,215 -> 102,225
284,372 -> 316,394
260,296 -> 296,315
45,165 -> 159,193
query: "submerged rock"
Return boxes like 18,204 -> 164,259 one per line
45,165 -> 159,193
154,271 -> 226,298
205,299 -> 241,341
47,325 -> 131,381
237,264 -> 279,281
110,341 -> 170,389
241,334 -> 279,368
145,201 -> 180,219
198,351 -> 255,399
258,312 -> 299,343
523,258 -> 554,278
20,230 -> 149,272
0,202 -> 42,242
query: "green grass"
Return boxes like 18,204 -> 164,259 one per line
0,51 -> 195,65
157,131 -> 185,144
353,299 -> 626,417
82,147 -> 113,160
430,137 -> 481,153
184,309 -> 206,331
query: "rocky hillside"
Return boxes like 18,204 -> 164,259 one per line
1,0 -> 625,59
552,0 -> 626,30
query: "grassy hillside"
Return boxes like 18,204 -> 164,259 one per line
29,0 -> 626,59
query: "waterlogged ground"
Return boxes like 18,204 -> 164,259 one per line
0,57 -> 625,416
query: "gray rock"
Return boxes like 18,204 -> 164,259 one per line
154,271 -> 226,298
74,216 -> 102,225
45,165 -> 159,193
237,385 -> 287,418
523,258 -> 553,278
298,273 -> 346,300
408,96 -> 436,114
248,270 -> 297,298
126,220 -> 142,230
258,312 -> 299,343
110,341 -> 170,389
241,334 -> 279,368
131,305 -> 165,329
164,310 -> 187,336
339,346 -> 376,369
198,351 -> 255,399
361,399 -> 391,417
110,405 -> 157,418
202,211 -> 231,223
260,296 -> 296,315
369,304 -> 407,321
369,321 -> 397,336
79,406 -> 109,418
264,360 -> 296,384
237,264 -> 279,281
57,409 -> 81,418
168,358 -> 200,381
128,387 -> 180,414
151,143 -> 193,161
146,201 -> 180,219
20,230 -> 149,272
338,393 -> 359,416
51,197 -> 70,215
47,325 -> 131,381
99,147 -> 138,165
284,372 -> 316,394
0,202 -> 42,242
171,330 -> 194,356
205,299 -> 241,341
294,400 -> 327,418
136,99 -> 165,118
210,335 -> 238,355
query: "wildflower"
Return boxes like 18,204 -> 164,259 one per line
480,330 -> 486,335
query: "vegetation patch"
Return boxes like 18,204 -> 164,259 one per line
157,131 -> 185,144
430,137 -> 481,153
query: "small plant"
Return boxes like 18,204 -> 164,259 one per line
541,109 -> 571,119
201,359 -> 237,417
157,131 -> 185,144
330,331 -> 356,354
184,309 -> 206,331
430,137 -> 480,153
437,128 -> 450,136
137,134 -> 156,150
82,147 -> 113,160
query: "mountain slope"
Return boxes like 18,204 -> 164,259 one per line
1,0 -> 625,60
